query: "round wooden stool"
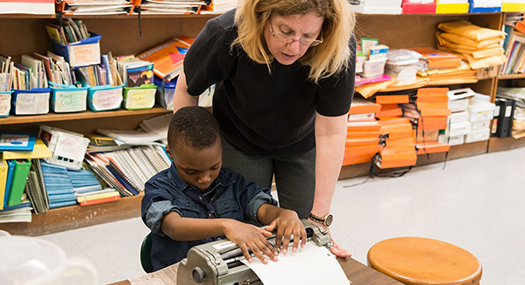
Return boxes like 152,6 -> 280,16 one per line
367,237 -> 482,285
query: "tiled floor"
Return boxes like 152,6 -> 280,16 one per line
40,147 -> 525,284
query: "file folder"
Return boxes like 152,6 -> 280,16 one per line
7,159 -> 32,207
494,98 -> 516,138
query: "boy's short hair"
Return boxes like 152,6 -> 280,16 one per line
168,106 -> 220,150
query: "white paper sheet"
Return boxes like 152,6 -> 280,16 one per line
241,242 -> 350,285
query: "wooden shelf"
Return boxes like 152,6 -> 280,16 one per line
0,106 -> 171,125
0,13 -> 219,19
488,136 -> 525,152
498,74 -> 525,80
0,194 -> 143,236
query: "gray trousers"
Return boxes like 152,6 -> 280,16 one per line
221,138 -> 315,219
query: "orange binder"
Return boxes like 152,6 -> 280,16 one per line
347,131 -> 381,139
349,98 -> 382,114
375,95 -> 410,104
416,141 -> 451,154
343,144 -> 381,166
380,122 -> 413,140
410,47 -> 462,69
347,121 -> 381,132
416,102 -> 449,109
345,137 -> 381,148
386,137 -> 416,148
378,117 -> 411,125
416,88 -> 449,102
376,150 -> 417,169
376,104 -> 403,118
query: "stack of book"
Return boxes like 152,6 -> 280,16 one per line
375,118 -> 417,169
400,88 -> 451,154
344,98 -> 382,165
61,0 -> 131,16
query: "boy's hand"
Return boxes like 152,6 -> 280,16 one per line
223,219 -> 278,264
265,209 -> 307,255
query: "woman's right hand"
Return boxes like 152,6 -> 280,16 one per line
222,219 -> 278,264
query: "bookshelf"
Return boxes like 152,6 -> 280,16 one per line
0,11 -> 522,235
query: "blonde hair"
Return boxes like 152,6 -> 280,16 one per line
233,0 -> 355,83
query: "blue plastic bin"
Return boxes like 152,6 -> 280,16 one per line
468,0 -> 501,12
87,85 -> 124,112
154,76 -> 176,110
49,82 -> 88,113
50,33 -> 102,68
12,88 -> 51,115
0,91 -> 12,117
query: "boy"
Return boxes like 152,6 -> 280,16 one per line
142,106 -> 307,271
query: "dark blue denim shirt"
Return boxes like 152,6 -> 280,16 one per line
141,163 -> 277,271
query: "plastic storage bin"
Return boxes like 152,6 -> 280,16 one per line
49,82 -> 88,113
0,91 -> 11,117
12,88 -> 51,115
402,0 -> 437,13
123,84 -> 156,110
385,49 -> 421,84
50,33 -> 101,68
363,59 -> 387,78
436,0 -> 469,13
468,0 -> 502,12
468,100 -> 495,122
439,134 -> 465,146
87,85 -> 123,112
154,77 -> 176,110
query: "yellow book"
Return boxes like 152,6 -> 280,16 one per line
2,139 -> 52,160
76,191 -> 120,203
0,157 -> 7,210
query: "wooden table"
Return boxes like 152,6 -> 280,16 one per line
110,258 -> 402,285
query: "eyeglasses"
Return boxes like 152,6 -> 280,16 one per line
269,23 -> 323,47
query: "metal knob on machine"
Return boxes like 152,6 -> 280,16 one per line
192,267 -> 207,283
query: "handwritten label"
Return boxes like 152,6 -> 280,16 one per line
0,93 -> 11,116
15,93 -> 49,115
92,88 -> 122,110
54,134 -> 89,162
54,91 -> 87,112
125,88 -> 155,109
69,43 -> 101,67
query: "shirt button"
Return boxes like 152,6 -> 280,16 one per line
186,202 -> 191,206
224,203 -> 229,209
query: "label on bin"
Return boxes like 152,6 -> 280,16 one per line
69,43 -> 101,67
125,88 -> 155,109
92,88 -> 122,110
54,91 -> 87,112
15,93 -> 49,115
0,94 -> 10,116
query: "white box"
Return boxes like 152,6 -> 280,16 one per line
468,100 -> 495,122
446,121 -> 471,136
464,128 -> 490,143
39,125 -> 90,170
449,112 -> 469,123
470,120 -> 491,131
448,88 -> 475,112
439,134 -> 465,145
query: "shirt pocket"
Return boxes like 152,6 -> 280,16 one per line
214,199 -> 242,220
178,199 -> 203,218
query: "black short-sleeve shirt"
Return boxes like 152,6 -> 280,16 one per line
184,9 -> 355,157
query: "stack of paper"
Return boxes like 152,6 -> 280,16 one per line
61,0 -> 131,15
98,113 -> 172,144
138,0 -> 205,14
436,20 -> 506,69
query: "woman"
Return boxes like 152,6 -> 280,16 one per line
173,0 -> 355,257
